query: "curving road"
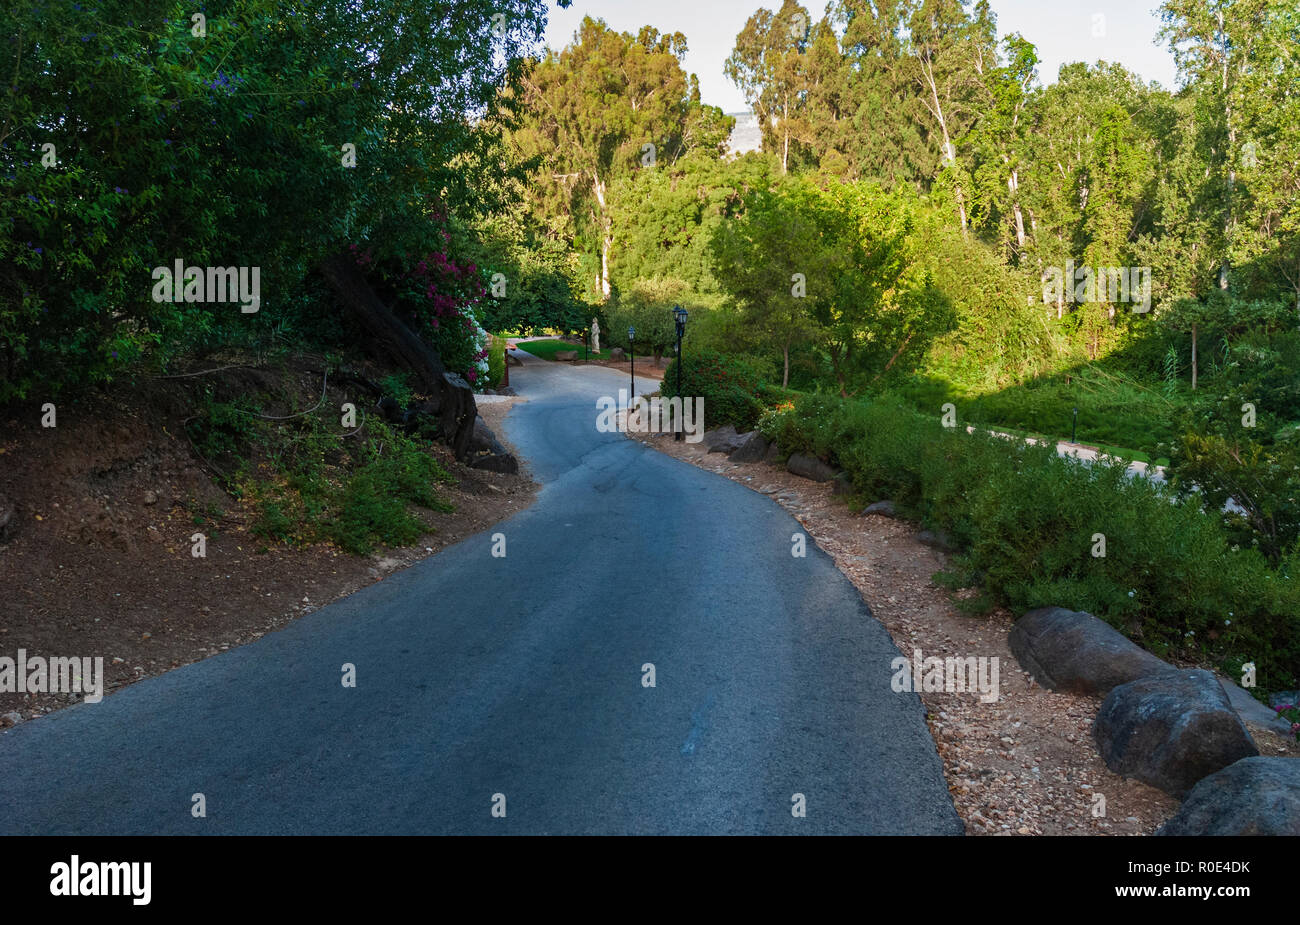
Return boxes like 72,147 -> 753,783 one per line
0,350 -> 961,835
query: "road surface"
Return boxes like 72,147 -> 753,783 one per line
0,350 -> 961,835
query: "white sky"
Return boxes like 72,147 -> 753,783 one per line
541,0 -> 1181,112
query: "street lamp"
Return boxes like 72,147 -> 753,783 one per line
673,305 -> 689,440
1071,406 -> 1078,444
628,326 -> 635,402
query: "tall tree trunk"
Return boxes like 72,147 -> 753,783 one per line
593,172 -> 612,299
920,55 -> 968,235
318,252 -> 477,461
1191,322 -> 1198,391
782,341 -> 790,388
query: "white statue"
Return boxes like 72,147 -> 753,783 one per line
591,318 -> 600,353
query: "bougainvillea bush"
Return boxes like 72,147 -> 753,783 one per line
350,239 -> 491,389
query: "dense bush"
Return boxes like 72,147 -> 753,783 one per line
187,391 -> 453,556
661,349 -> 766,430
352,244 -> 491,388
760,392 -> 1300,694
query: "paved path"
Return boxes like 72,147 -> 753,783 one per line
0,350 -> 960,835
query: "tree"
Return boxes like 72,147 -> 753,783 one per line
709,180 -> 820,386
505,18 -> 726,300
1,0 -> 560,424
903,0 -> 998,234
725,0 -> 812,175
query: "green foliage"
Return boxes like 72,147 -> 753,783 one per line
187,391 -> 453,556
1,0 -> 553,401
502,15 -> 733,297
661,349 -> 766,431
603,277 -> 701,359
487,335 -> 507,389
1166,325 -> 1300,563
764,391 -> 1300,692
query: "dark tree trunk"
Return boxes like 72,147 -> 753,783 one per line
318,252 -> 477,461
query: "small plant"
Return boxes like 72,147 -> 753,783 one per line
1274,703 -> 1300,742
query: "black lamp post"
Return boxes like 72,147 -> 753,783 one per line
673,305 -> 689,440
628,326 -> 635,402
1071,406 -> 1078,444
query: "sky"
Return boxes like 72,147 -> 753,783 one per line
541,0 -> 1182,113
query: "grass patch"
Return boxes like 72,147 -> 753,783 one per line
891,364 -> 1186,459
186,388 -> 454,556
516,338 -> 633,362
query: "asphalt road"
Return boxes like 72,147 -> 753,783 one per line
0,351 -> 961,835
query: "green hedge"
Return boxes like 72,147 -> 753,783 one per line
759,393 -> 1300,694
661,350 -> 767,431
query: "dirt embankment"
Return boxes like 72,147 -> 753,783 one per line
0,366 -> 533,721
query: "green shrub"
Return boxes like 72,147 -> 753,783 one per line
488,335 -> 507,389
661,349 -> 766,430
765,391 -> 1300,693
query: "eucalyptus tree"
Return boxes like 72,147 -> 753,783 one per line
507,17 -> 720,300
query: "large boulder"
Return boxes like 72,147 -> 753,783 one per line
1093,669 -> 1259,798
553,350 -> 578,362
1009,607 -> 1176,695
728,431 -> 770,463
1218,677 -> 1294,734
703,425 -> 743,454
863,500 -> 898,518
467,420 -> 519,474
608,347 -> 625,361
471,452 -> 519,475
1157,757 -> 1300,836
786,452 -> 837,483
916,528 -> 957,552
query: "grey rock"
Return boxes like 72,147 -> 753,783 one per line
1094,669 -> 1259,798
863,500 -> 897,518
916,528 -> 957,552
143,490 -> 158,506
608,347 -> 625,361
470,418 -> 505,456
1009,607 -> 1176,696
1158,757 -> 1300,835
466,419 -> 518,473
0,712 -> 21,728
553,350 -> 578,362
728,431 -> 770,463
470,452 -> 519,475
1269,690 -> 1300,710
763,442 -> 781,464
0,493 -> 16,543
703,425 -> 742,454
786,452 -> 837,483
496,387 -> 518,397
1219,677 -> 1293,734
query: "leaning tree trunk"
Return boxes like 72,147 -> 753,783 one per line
318,252 -> 477,461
